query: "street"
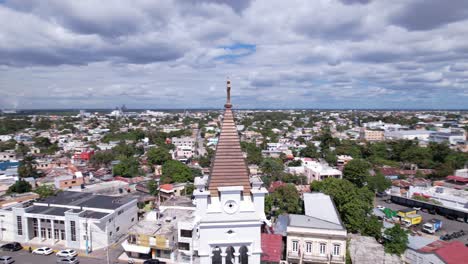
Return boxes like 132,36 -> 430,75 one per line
375,196 -> 468,243
0,244 -> 125,264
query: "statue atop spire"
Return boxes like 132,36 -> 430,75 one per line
225,78 -> 232,109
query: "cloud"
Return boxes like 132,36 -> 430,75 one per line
390,0 -> 468,31
0,0 -> 467,109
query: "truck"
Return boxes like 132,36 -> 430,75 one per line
402,214 -> 422,227
398,208 -> 417,218
422,219 -> 443,234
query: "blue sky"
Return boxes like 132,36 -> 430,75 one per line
0,0 -> 467,109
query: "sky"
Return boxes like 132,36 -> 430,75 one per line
0,0 -> 468,110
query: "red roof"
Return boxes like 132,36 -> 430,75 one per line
446,175 -> 468,183
160,183 -> 174,191
268,181 -> 286,193
435,241 -> 468,264
261,233 -> 282,262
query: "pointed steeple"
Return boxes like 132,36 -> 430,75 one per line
208,79 -> 251,196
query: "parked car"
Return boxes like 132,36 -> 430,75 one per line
56,249 -> 77,258
0,243 -> 22,252
0,256 -> 14,264
376,192 -> 388,197
377,205 -> 385,210
143,259 -> 160,264
33,247 -> 54,255
56,257 -> 79,264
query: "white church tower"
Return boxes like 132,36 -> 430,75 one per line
193,80 -> 269,264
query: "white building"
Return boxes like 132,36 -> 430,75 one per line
172,137 -> 196,148
0,191 -> 137,251
192,81 -> 268,264
289,159 -> 342,183
384,130 -> 434,141
287,193 -> 347,264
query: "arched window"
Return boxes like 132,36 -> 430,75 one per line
226,246 -> 235,264
212,246 -> 222,264
239,246 -> 248,264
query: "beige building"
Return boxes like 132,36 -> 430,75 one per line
287,193 -> 347,264
360,129 -> 384,141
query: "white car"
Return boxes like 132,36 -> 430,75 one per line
56,249 -> 77,258
377,205 -> 385,210
33,247 -> 54,255
0,256 -> 14,264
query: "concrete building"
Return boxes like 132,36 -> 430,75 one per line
122,206 -> 196,263
429,131 -> 465,146
0,152 -> 16,162
384,130 -> 434,141
192,81 -> 268,264
0,191 -> 137,251
288,159 -> 342,183
286,193 -> 347,264
172,137 -> 196,148
360,129 -> 384,141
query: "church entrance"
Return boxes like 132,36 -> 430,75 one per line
211,245 -> 249,264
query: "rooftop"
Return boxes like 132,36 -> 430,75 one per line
36,191 -> 135,210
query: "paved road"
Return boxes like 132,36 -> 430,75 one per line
0,244 -> 125,264
375,197 -> 468,243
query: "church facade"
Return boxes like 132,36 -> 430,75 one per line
193,80 -> 269,264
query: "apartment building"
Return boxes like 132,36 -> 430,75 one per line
287,193 -> 347,264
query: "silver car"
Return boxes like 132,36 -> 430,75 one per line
0,256 -> 14,264
56,257 -> 79,264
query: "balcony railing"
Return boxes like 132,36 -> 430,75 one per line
287,251 -> 345,263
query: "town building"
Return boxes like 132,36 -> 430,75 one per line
289,159 -> 342,183
192,80 -> 269,264
286,193 -> 347,264
0,191 -> 137,251
360,129 -> 384,141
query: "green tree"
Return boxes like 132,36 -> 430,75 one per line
288,159 -> 302,167
241,142 -> 263,165
7,179 -> 32,194
367,172 -> 391,193
184,183 -> 195,196
266,184 -> 302,216
16,142 -> 30,156
343,159 -> 371,187
401,147 -> 433,168
311,178 -> 373,233
361,215 -> 383,240
300,143 -> 320,158
147,147 -> 172,166
383,225 -> 409,256
90,151 -> 116,167
147,179 -> 159,196
323,149 -> 337,165
161,160 -> 193,183
260,158 -> 284,179
18,155 -> 39,178
113,156 -> 140,177
34,184 -> 58,198
0,139 -> 17,152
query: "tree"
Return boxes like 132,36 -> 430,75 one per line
383,225 -> 409,256
266,184 -> 302,216
113,156 -> 140,177
300,144 -> 320,158
288,159 -> 302,167
311,178 -> 373,233
7,180 -> 32,194
16,142 -> 30,156
361,215 -> 383,240
260,158 -> 284,179
184,184 -> 195,196
34,184 -> 58,198
90,151 -> 116,167
367,172 -> 391,193
241,142 -> 263,165
323,149 -> 337,165
0,139 -> 16,152
147,179 -> 159,196
18,155 -> 39,178
161,160 -> 193,183
401,147 -> 433,168
147,147 -> 172,166
343,159 -> 370,187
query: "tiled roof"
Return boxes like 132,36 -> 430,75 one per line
208,81 -> 251,196
261,233 -> 282,262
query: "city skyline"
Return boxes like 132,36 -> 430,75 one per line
1,0 -> 468,109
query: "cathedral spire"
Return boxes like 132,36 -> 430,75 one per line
208,80 -> 251,196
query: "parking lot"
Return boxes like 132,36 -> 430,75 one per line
0,244 -> 125,264
375,196 -> 468,243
